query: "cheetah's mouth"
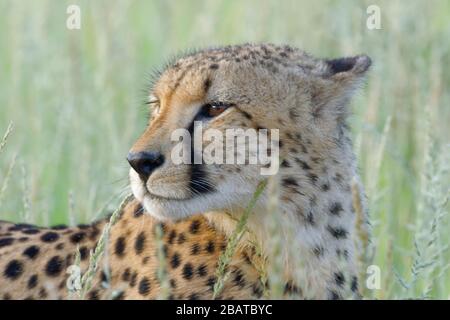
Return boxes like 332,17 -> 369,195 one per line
129,166 -> 247,221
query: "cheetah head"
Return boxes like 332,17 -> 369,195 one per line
128,44 -> 371,221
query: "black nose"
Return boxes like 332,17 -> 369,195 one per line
127,151 -> 164,181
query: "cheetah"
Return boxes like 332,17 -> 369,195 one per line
0,43 -> 371,300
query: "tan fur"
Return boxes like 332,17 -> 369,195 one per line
0,44 -> 370,299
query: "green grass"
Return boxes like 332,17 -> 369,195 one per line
0,0 -> 449,299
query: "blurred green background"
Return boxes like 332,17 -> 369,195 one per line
0,0 -> 448,299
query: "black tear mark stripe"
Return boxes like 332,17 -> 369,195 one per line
187,120 -> 216,195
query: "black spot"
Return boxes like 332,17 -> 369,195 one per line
334,272 -> 345,287
101,271 -> 108,283
189,220 -> 201,234
40,232 -> 59,243
138,277 -> 151,296
168,230 -> 177,244
22,229 -> 40,235
51,224 -> 67,230
281,160 -> 291,168
351,276 -> 358,292
134,232 -> 146,255
284,281 -> 300,295
206,276 -> 216,291
282,177 -> 298,187
330,202 -> 343,216
252,284 -> 263,298
122,268 -> 131,282
197,264 -> 207,277
70,232 -> 86,243
90,227 -> 100,240
23,245 -> 40,259
156,222 -> 167,235
182,263 -> 194,280
188,293 -> 199,300
170,253 -> 181,269
130,272 -> 137,287
321,183 -> 330,191
242,252 -> 252,265
38,288 -> 48,299
115,237 -> 126,257
327,226 -> 348,239
308,173 -> 318,184
77,224 -> 89,229
336,249 -> 350,260
313,246 -> 325,257
79,246 -> 88,260
329,290 -> 341,300
205,240 -> 215,254
45,256 -> 63,276
0,237 -> 14,247
177,233 -> 186,245
170,279 -> 177,288
233,270 -> 246,288
209,63 -> 219,69
27,274 -> 38,289
55,243 -> 64,250
133,204 -> 144,218
191,243 -> 200,255
4,260 -> 24,279
9,223 -> 35,231
306,211 -> 315,225
89,290 -> 100,300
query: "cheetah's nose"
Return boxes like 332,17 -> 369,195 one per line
127,151 -> 164,181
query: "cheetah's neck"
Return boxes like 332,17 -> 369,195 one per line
206,141 -> 366,299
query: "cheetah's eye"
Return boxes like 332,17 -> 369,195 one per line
198,102 -> 231,119
146,100 -> 161,118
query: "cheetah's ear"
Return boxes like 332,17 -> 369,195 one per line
325,55 -> 372,77
311,55 -> 372,122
